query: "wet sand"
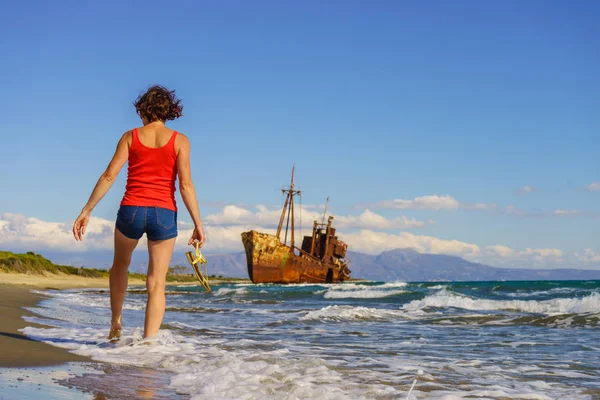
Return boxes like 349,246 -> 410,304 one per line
0,273 -> 232,367
0,271 -> 152,367
0,284 -> 90,367
0,271 -> 148,368
0,279 -> 191,399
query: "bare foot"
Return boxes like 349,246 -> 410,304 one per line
108,318 -> 122,341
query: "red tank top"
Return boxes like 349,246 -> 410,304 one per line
120,128 -> 178,211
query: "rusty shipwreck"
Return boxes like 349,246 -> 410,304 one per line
241,169 -> 352,284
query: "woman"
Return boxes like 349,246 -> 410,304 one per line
72,85 -> 206,340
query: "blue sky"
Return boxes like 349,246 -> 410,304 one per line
1,1 -> 598,268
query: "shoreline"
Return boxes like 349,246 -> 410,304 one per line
0,279 -> 192,399
0,272 -> 246,368
0,272 -> 355,369
0,283 -> 90,367
0,275 -> 183,369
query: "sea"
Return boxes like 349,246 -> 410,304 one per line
10,280 -> 600,399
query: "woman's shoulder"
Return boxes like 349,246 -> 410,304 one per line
119,129 -> 135,147
174,131 -> 189,143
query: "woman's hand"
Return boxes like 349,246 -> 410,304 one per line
188,224 -> 206,247
73,211 -> 90,241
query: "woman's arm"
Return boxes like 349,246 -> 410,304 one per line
73,132 -> 130,241
176,134 -> 206,247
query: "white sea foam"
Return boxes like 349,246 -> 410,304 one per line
300,305 -> 405,322
327,281 -> 408,291
322,281 -> 408,299
213,287 -> 249,296
20,325 -> 396,400
506,287 -> 581,298
324,289 -> 406,299
402,289 -> 600,315
32,290 -> 146,310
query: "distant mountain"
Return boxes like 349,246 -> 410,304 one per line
26,248 -> 600,282
346,249 -> 600,282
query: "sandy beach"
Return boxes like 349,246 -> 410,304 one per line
0,272 -> 236,368
0,275 -> 197,399
0,283 -> 91,368
0,272 -> 147,290
0,272 -> 149,367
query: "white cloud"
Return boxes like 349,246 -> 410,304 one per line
0,213 -> 114,252
463,203 -> 497,210
338,230 -> 481,258
205,205 -> 427,230
525,248 -> 564,259
1,212 -> 596,270
0,206 -> 427,255
0,212 -> 272,254
369,195 -> 497,212
552,209 -> 581,217
486,245 -> 514,258
585,182 -> 600,192
486,245 -> 564,260
337,230 -> 572,269
373,195 -> 461,210
366,192 -> 594,221
517,186 -> 534,195
484,245 -> 565,267
503,206 -> 591,219
333,210 -> 425,229
205,205 -> 285,226
504,205 -> 521,216
369,193 -> 594,220
575,249 -> 600,264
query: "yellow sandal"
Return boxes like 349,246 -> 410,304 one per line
186,242 -> 211,292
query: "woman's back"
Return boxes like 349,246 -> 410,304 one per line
136,124 -> 178,148
121,123 -> 179,211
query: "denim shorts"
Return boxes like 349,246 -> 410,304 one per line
115,206 -> 178,241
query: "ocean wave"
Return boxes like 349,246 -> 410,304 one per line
300,305 -> 405,322
166,306 -> 226,314
213,287 -> 249,296
323,289 -> 407,299
326,281 -> 408,291
402,289 -> 600,315
32,290 -> 146,311
19,282 -> 599,399
505,287 -> 582,298
321,281 -> 408,299
428,285 -> 448,290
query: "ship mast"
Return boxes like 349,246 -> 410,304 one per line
276,166 -> 302,249
321,196 -> 329,225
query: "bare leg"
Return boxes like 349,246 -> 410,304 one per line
109,229 -> 139,336
144,237 -> 176,338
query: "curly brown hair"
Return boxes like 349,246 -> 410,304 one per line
133,85 -> 183,122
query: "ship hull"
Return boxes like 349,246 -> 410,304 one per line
241,230 -> 347,284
